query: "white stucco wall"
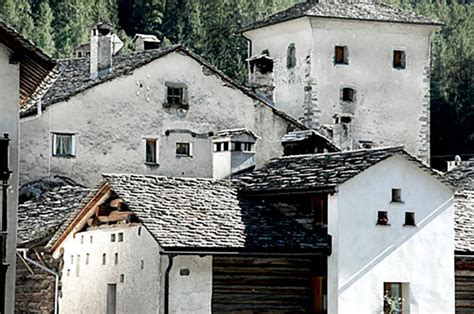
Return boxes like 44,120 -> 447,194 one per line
19,51 -> 295,187
58,225 -> 161,314
327,155 -> 454,313
0,43 -> 19,314
164,255 -> 212,314
244,18 -> 435,162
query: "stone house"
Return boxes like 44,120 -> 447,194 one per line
445,159 -> 474,313
241,0 -> 442,163
47,146 -> 454,313
19,24 -> 336,188
0,20 -> 56,313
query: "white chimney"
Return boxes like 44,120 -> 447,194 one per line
90,23 -> 113,80
212,129 -> 258,179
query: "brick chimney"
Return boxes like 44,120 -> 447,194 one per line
90,23 -> 113,80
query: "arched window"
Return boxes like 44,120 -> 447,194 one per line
287,43 -> 296,69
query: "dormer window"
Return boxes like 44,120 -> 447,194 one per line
335,46 -> 349,65
341,88 -> 355,102
287,43 -> 296,69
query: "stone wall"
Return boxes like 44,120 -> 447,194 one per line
15,250 -> 60,313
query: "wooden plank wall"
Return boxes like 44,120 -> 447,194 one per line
456,256 -> 474,313
212,257 -> 314,314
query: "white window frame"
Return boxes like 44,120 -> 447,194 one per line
52,133 -> 76,157
144,138 -> 159,165
176,142 -> 192,158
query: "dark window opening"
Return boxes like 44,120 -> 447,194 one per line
167,86 -> 184,105
342,88 -> 355,102
223,142 -> 229,152
384,283 -> 403,314
261,49 -> 270,56
393,50 -> 406,69
144,41 -> 160,50
118,233 -> 124,242
215,142 -> 222,152
176,142 -> 191,157
234,142 -> 242,151
404,212 -> 416,226
102,253 -> 106,265
340,116 -> 352,124
111,234 -> 116,242
145,139 -> 157,164
392,189 -> 402,203
377,211 -> 390,225
335,46 -> 348,65
287,43 -> 296,69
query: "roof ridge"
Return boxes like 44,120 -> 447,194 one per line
102,173 -> 232,184
276,145 -> 404,160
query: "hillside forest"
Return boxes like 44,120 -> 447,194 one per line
0,0 -> 472,170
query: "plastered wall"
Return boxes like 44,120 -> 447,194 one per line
328,155 -> 454,313
0,43 -> 19,314
19,51 -> 295,186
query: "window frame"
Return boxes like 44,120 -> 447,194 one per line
164,82 -> 188,108
287,43 -> 296,69
334,46 -> 349,65
176,142 -> 192,158
393,50 -> 406,69
52,133 -> 76,157
145,138 -> 159,165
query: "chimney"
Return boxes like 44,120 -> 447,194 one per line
133,34 -> 161,51
247,52 -> 275,101
90,23 -> 113,80
212,129 -> 258,179
332,114 -> 353,151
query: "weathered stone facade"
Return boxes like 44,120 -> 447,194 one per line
15,250 -> 60,313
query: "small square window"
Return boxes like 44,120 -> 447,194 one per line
167,86 -> 184,105
176,143 -> 191,157
118,233 -> 124,242
52,133 -> 76,157
111,234 -> 116,242
377,211 -> 390,225
392,189 -> 402,203
404,212 -> 416,226
335,46 -> 349,65
393,50 -> 406,69
342,88 -> 355,102
145,139 -> 158,164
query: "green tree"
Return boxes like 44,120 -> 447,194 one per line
33,1 -> 55,56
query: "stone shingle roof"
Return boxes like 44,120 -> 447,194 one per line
101,174 -> 329,252
455,191 -> 474,253
281,130 -> 340,152
445,160 -> 474,192
17,185 -> 90,248
241,1 -> 441,32
238,146 -> 452,193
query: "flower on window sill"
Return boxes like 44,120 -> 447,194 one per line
383,293 -> 404,314
377,218 -> 390,225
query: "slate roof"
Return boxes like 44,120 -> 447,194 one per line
214,128 -> 259,139
238,146 -> 452,193
281,130 -> 340,152
96,174 -> 329,252
241,1 -> 441,32
17,185 -> 90,248
445,160 -> 474,191
454,191 -> 474,253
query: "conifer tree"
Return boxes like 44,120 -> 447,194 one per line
33,1 -> 55,56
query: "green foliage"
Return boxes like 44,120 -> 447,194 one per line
32,1 -> 55,56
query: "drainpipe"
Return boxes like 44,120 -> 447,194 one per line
164,254 -> 176,314
0,133 -> 11,314
18,249 -> 59,314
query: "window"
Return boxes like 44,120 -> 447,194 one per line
80,235 -> 84,244
384,283 -> 404,314
335,46 -> 349,65
118,233 -> 124,242
404,212 -> 416,226
111,233 -> 116,242
393,50 -> 406,69
86,253 -> 89,265
342,88 -> 355,102
141,259 -> 145,270
145,138 -> 158,164
107,284 -> 117,314
377,211 -> 390,225
392,188 -> 403,203
114,253 -> 119,265
165,82 -> 187,107
176,142 -> 191,157
90,236 -> 93,243
287,43 -> 296,69
120,274 -> 125,283
102,253 -> 106,265
231,142 -> 253,152
52,133 -> 76,157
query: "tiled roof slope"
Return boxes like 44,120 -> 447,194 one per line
102,174 -> 329,251
241,1 -> 441,32
455,191 -> 474,253
238,146 -> 404,192
445,160 -> 474,191
17,185 -> 90,247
